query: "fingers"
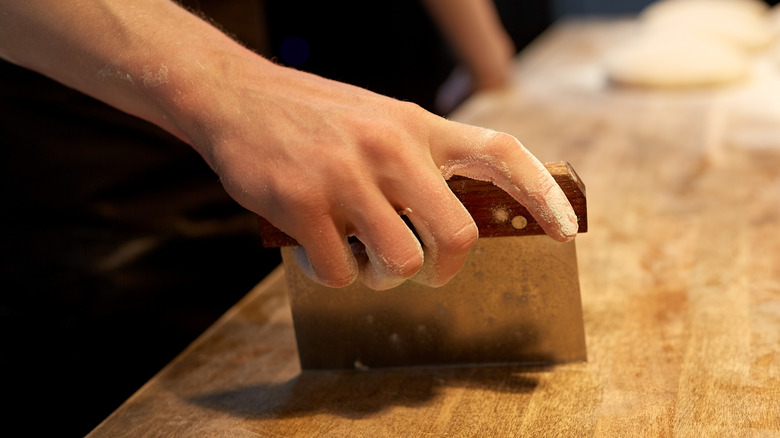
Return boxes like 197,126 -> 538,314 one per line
290,188 -> 426,290
431,122 -> 578,242
291,217 -> 359,288
292,174 -> 473,290
287,119 -> 575,290
349,201 -> 425,290
395,174 -> 479,287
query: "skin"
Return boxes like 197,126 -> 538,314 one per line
424,0 -> 517,114
0,0 -> 578,290
423,0 -> 517,90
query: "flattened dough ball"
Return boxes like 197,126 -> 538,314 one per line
640,0 -> 775,51
605,31 -> 749,87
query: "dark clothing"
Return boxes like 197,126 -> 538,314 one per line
0,59 -> 281,437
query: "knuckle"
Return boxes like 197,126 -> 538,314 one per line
385,247 -> 424,278
275,183 -> 327,219
396,99 -> 427,117
484,131 -> 522,154
438,221 -> 479,256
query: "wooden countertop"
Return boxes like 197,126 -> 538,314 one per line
88,19 -> 780,437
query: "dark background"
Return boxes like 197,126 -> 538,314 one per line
6,0 -> 775,436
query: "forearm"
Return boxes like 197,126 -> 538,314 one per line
0,0 -> 577,290
0,0 -> 266,150
421,0 -> 516,88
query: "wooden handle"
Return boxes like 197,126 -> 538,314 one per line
257,161 -> 587,247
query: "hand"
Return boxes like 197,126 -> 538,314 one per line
192,60 -> 577,290
0,0 -> 576,290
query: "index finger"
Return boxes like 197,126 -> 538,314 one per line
431,123 -> 578,242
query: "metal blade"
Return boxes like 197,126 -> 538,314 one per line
282,234 -> 586,370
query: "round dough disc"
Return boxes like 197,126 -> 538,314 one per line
640,0 -> 775,51
605,31 -> 749,87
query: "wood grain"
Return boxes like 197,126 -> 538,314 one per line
257,161 -> 587,247
88,18 -> 780,437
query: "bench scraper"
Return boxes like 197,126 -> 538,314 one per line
258,161 -> 588,369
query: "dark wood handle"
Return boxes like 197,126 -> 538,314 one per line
257,161 -> 587,247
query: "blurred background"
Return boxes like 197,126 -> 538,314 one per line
2,0 -> 772,436
552,0 -> 654,17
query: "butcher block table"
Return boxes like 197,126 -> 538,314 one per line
88,18 -> 780,437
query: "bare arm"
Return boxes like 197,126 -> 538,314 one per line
0,0 -> 223,143
0,0 -> 576,290
422,0 -> 516,89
